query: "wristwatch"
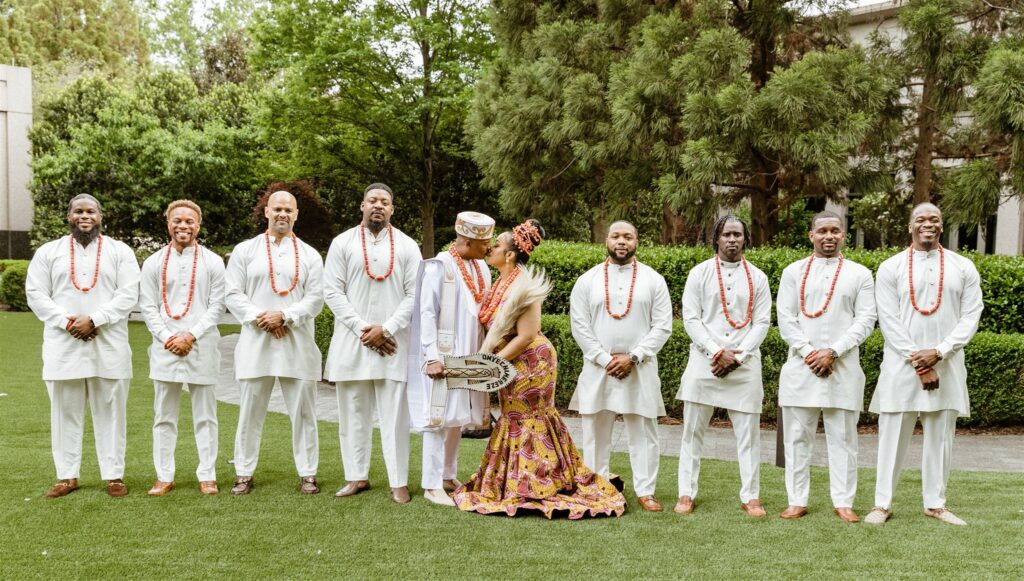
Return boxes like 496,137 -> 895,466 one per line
629,353 -> 640,365
829,349 -> 838,360
382,327 -> 393,340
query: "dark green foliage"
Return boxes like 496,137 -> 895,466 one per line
0,262 -> 29,311
527,241 -> 1024,335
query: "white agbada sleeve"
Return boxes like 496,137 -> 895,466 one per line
630,275 -> 673,363
26,243 -> 71,330
87,241 -> 140,328
188,251 -> 226,340
735,271 -> 771,364
777,265 -> 814,358
875,261 -> 921,360
830,268 -> 876,357
682,268 -> 723,358
225,241 -> 260,325
381,240 -> 419,338
419,261 -> 444,363
934,264 -> 982,359
323,235 -> 370,337
139,253 -> 172,343
569,273 -> 613,368
282,247 -> 324,326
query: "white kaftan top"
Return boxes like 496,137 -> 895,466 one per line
568,260 -> 673,418
677,257 -> 772,414
139,245 -> 226,385
225,234 -> 324,381
869,248 -> 982,416
323,225 -> 421,382
777,256 -> 876,411
406,251 -> 491,431
26,235 -> 140,381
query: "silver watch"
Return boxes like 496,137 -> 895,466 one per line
629,353 -> 640,365
382,327 -> 393,340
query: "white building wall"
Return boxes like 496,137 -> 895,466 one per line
0,65 -> 33,259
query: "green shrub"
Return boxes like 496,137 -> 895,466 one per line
530,241 -> 1024,334
0,259 -> 28,275
0,262 -> 29,311
313,308 -> 1024,427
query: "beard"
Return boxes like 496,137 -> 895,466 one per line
607,246 -> 636,264
366,216 -> 386,233
70,224 -> 101,247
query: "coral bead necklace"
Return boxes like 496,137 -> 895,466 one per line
908,245 -> 944,316
265,230 -> 300,296
448,244 -> 486,303
604,257 -> 638,319
479,266 -> 521,325
800,253 -> 844,319
161,243 -> 201,320
361,223 -> 395,281
715,255 -> 754,329
69,234 -> 103,293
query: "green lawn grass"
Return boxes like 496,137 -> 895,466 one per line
1,311 -> 1022,579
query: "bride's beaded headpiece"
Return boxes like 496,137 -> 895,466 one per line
512,220 -> 542,257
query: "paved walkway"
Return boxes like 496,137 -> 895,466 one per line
213,335 -> 1024,473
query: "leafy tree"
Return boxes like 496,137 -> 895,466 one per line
469,1 -> 895,245
29,73 -> 267,249
249,0 -> 496,256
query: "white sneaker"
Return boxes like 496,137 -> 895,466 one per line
424,488 -> 456,507
864,507 -> 891,525
924,507 -> 967,526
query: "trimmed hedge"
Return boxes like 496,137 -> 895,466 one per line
0,261 -> 29,311
529,241 -> 1024,335
313,309 -> 1024,427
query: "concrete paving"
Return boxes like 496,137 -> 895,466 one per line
213,335 -> 1024,473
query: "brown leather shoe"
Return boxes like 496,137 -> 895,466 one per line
442,478 -> 462,493
147,480 -> 175,497
199,481 -> 219,495
391,486 -> 411,504
299,476 -> 319,494
674,495 -> 695,514
231,476 -> 254,495
107,479 -> 128,497
741,499 -> 767,518
834,507 -> 860,523
637,495 -> 663,512
334,480 -> 370,498
46,478 -> 80,498
780,505 -> 808,519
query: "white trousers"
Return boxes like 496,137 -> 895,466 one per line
678,402 -> 761,503
233,377 -> 319,477
336,379 -> 410,487
580,411 -> 660,496
874,410 -> 958,510
421,427 -> 461,490
46,378 -> 129,481
782,406 -> 858,508
152,381 -> 218,482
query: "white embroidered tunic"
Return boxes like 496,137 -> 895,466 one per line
139,245 -> 226,385
676,257 -> 772,414
323,225 -> 421,382
869,248 -> 982,416
777,256 -> 876,411
225,234 -> 324,381
25,235 -> 140,381
568,260 -> 673,418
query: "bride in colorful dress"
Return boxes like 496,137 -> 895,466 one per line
452,220 -> 626,519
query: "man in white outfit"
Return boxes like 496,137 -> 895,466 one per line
139,200 -> 226,496
864,203 -> 982,527
225,190 -> 325,495
26,194 -> 140,498
407,212 -> 493,506
676,215 -> 772,517
776,211 -> 876,522
324,183 -> 421,504
569,221 -> 673,512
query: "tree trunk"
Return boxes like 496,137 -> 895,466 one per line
749,186 -> 779,247
418,3 -> 435,258
912,72 -> 938,205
